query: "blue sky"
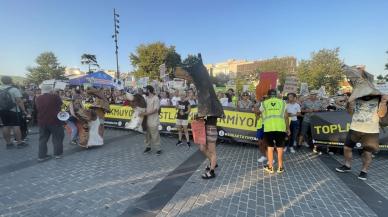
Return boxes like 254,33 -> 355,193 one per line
0,0 -> 387,77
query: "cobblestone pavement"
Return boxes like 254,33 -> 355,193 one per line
0,128 -> 196,217
157,145 -> 387,217
0,128 -> 387,217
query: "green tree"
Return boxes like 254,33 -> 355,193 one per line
81,53 -> 99,73
377,74 -> 384,80
26,52 -> 66,85
385,51 -> 388,70
211,72 -> 230,86
297,48 -> 344,95
130,42 -> 181,79
253,57 -> 296,88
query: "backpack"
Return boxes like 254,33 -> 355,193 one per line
0,87 -> 16,111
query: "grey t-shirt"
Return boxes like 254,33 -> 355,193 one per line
0,85 -> 22,112
302,99 -> 324,123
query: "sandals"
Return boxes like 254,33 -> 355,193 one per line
205,164 -> 219,171
202,170 -> 216,179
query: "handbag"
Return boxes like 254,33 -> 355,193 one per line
191,119 -> 206,145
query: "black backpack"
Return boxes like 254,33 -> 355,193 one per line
0,87 -> 16,111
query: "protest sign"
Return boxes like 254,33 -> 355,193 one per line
282,76 -> 298,94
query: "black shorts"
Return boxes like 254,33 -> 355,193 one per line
345,130 -> 379,152
0,110 -> 22,126
263,131 -> 286,147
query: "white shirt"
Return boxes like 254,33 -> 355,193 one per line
160,98 -> 170,106
171,96 -> 181,106
286,103 -> 301,121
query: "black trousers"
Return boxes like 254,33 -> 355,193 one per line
39,125 -> 64,158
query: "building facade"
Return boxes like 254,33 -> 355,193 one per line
236,56 -> 297,79
205,59 -> 247,78
205,56 -> 297,80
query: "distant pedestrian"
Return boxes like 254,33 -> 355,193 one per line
35,85 -> 64,161
141,85 -> 162,155
175,91 -> 191,147
285,93 -> 301,153
0,76 -> 29,149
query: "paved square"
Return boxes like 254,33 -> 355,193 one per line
0,128 -> 387,217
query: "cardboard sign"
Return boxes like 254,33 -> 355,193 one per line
300,83 -> 309,96
283,76 -> 298,94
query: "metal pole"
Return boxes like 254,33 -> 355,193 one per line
113,8 -> 120,79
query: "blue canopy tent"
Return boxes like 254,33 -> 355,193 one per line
69,71 -> 114,88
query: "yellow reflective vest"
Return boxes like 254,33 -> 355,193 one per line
262,98 -> 286,132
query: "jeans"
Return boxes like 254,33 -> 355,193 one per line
287,120 -> 299,147
66,120 -> 78,141
39,125 -> 64,158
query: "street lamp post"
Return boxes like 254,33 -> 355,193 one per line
112,8 -> 120,79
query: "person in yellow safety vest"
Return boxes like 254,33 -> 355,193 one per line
260,89 -> 290,174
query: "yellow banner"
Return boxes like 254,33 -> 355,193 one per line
63,101 -> 261,131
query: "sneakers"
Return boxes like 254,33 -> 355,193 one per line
302,142 -> 309,148
156,150 -> 162,156
313,147 -> 322,155
38,155 -> 52,162
290,147 -> 296,153
358,171 -> 368,180
55,155 -> 63,159
176,141 -> 183,146
16,142 -> 28,149
284,147 -> 288,152
257,156 -> 267,163
143,147 -> 151,154
264,165 -> 274,174
6,143 -> 14,149
336,165 -> 351,173
277,167 -> 285,174
186,141 -> 191,148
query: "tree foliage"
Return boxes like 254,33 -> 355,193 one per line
81,53 -> 99,73
377,74 -> 388,82
26,52 -> 66,85
297,48 -> 344,95
211,73 -> 230,86
253,57 -> 296,87
385,51 -> 388,70
130,42 -> 181,79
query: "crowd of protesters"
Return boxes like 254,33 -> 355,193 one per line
1,72 -> 381,180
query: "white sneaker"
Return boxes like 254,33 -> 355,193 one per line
293,141 -> 297,147
284,147 -> 288,152
257,156 -> 267,163
303,142 -> 309,147
290,147 -> 296,153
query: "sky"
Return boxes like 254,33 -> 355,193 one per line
0,0 -> 387,77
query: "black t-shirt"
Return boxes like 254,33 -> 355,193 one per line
177,100 -> 190,120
